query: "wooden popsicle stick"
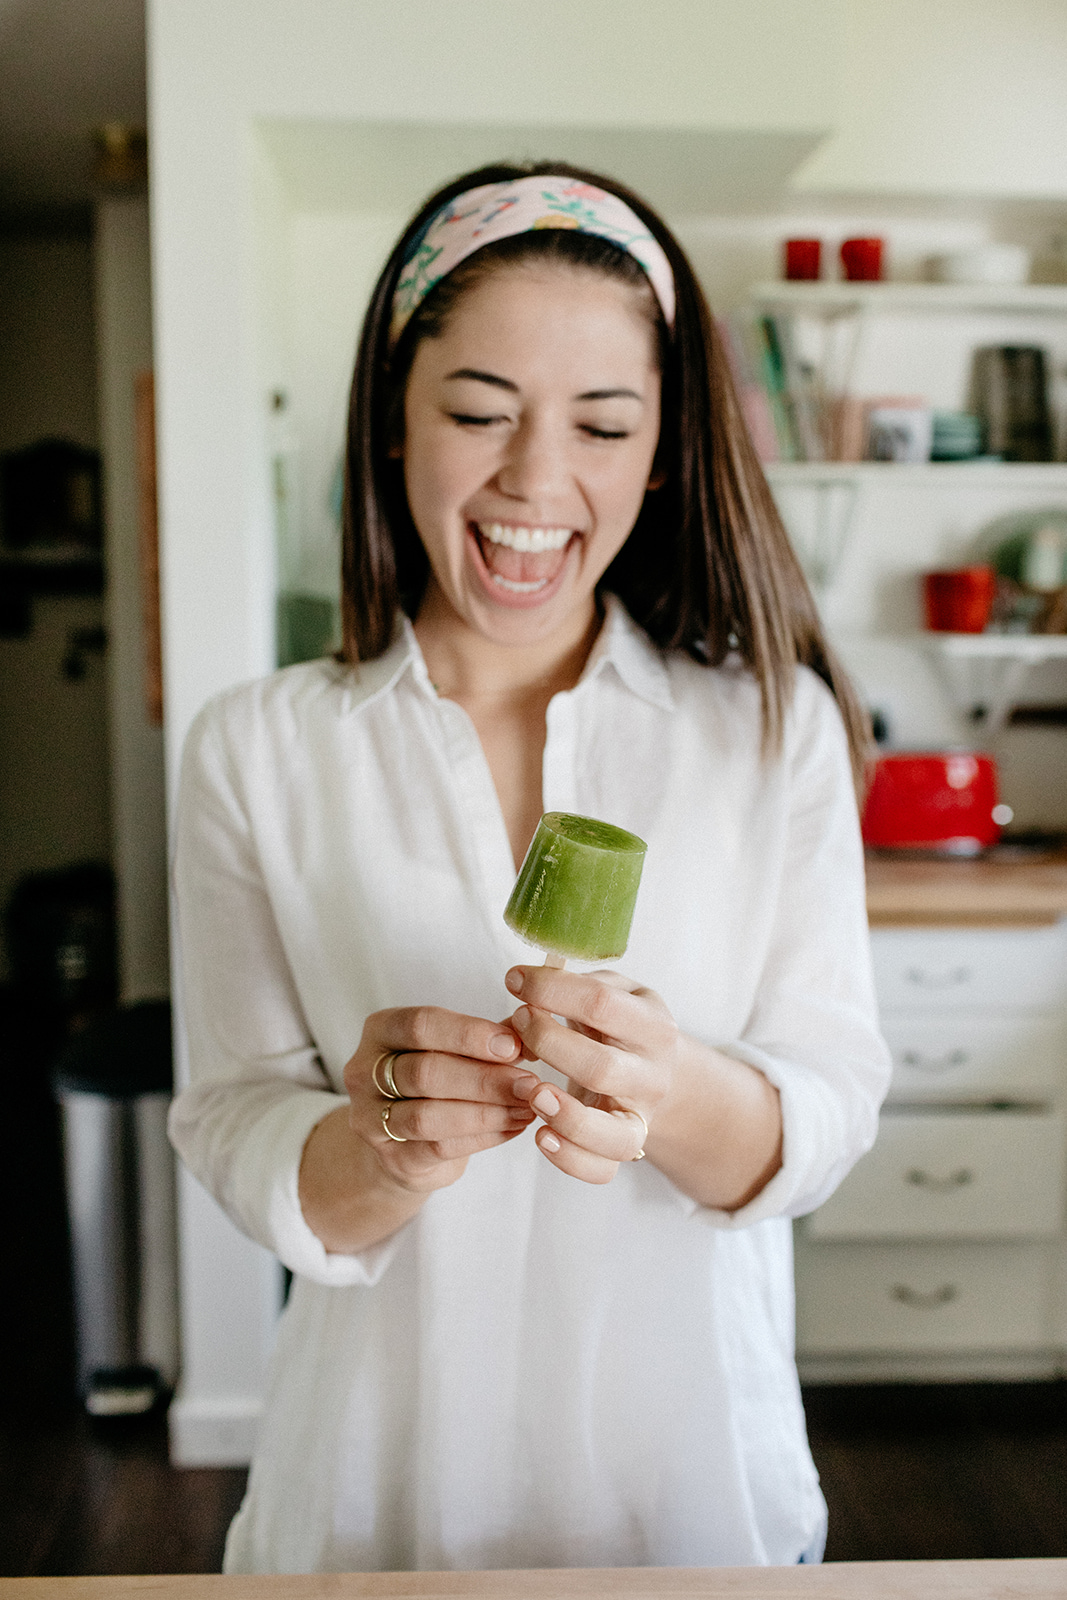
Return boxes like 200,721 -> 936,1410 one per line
543,951 -> 567,968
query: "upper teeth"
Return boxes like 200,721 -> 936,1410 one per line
480,523 -> 572,554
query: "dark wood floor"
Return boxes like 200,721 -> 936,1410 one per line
7,987 -> 1067,1575
5,1381 -> 1067,1575
809,1381 -> 1067,1562
0,1409 -> 247,1577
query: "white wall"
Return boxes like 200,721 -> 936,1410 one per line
799,0 -> 1067,197
94,196 -> 169,1002
148,0 -> 1067,1466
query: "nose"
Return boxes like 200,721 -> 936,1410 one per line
495,413 -> 567,505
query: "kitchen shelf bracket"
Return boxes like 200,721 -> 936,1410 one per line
923,634 -> 1067,733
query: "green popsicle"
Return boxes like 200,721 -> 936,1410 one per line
504,812 -> 647,965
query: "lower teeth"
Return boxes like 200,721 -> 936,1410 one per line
492,574 -> 548,594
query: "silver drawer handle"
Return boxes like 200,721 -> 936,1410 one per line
901,1049 -> 969,1074
891,1283 -> 958,1309
905,1167 -> 974,1192
905,966 -> 973,989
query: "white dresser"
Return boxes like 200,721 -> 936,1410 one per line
795,915 -> 1067,1382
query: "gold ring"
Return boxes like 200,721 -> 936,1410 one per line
372,1050 -> 405,1100
381,1103 -> 407,1142
615,1105 -> 648,1160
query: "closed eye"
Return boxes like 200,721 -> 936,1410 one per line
581,425 -> 632,440
448,411 -> 506,428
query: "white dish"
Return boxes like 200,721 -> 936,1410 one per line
928,245 -> 1031,286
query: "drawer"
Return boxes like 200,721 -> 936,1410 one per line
872,925 -> 1067,1014
806,1109 -> 1065,1240
883,1013 -> 1065,1103
795,1241 -> 1051,1354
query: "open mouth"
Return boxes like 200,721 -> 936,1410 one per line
471,521 -> 578,598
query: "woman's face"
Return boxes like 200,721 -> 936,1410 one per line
400,263 -> 662,651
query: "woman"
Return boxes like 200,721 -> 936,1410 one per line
170,162 -> 889,1574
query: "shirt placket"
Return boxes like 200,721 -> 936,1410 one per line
542,688 -> 579,816
432,695 -> 520,935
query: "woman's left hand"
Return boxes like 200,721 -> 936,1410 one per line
504,964 -> 681,1183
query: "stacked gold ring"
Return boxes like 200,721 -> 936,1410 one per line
372,1050 -> 405,1101
615,1105 -> 648,1161
380,1103 -> 408,1142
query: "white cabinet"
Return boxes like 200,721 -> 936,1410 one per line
871,925 -> 1067,1013
796,920 -> 1067,1382
882,1013 -> 1063,1103
807,1109 -> 1065,1242
798,1244 -> 1052,1358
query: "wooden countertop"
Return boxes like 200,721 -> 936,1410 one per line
4,1565 -> 1067,1599
865,847 -> 1067,926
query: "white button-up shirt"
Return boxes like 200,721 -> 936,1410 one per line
169,597 -> 889,1574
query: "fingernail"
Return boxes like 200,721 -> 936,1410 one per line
532,1087 -> 560,1117
511,1073 -> 540,1100
489,1031 -> 518,1057
512,1005 -> 531,1031
505,968 -> 524,994
539,1130 -> 561,1154
510,1109 -> 536,1124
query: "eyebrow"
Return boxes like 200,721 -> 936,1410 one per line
444,369 -> 644,403
577,387 -> 644,402
445,368 -> 517,392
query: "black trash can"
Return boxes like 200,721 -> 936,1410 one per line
52,1000 -> 178,1416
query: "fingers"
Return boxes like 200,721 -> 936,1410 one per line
509,1003 -> 644,1104
505,965 -> 673,1054
535,1127 -> 618,1184
525,1082 -> 644,1184
503,969 -> 663,1186
384,1005 -> 523,1067
345,1005 -> 529,1105
374,1094 -> 535,1155
384,1047 -> 538,1107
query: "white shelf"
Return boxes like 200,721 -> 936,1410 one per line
926,633 -> 1067,660
765,461 -> 1067,488
923,633 -> 1067,732
749,280 -> 1067,316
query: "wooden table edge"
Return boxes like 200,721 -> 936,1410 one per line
5,1559 -> 1067,1596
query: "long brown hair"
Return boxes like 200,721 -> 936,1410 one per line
340,160 -> 870,786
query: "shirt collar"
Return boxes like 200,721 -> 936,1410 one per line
338,595 -> 674,715
578,594 -> 674,712
336,616 -> 422,715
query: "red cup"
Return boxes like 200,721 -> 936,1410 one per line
922,566 -> 997,633
840,237 -> 884,281
784,238 -> 821,280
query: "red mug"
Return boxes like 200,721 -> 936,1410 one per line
840,237 -> 884,282
784,238 -> 821,280
922,566 -> 997,633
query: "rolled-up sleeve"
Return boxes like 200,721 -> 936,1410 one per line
694,671 -> 890,1229
168,701 -> 400,1288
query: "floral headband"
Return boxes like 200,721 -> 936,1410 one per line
389,174 -> 676,347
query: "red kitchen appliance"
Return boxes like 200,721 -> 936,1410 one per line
862,752 -> 1009,853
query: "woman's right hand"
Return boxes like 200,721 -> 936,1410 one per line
344,1006 -> 539,1194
